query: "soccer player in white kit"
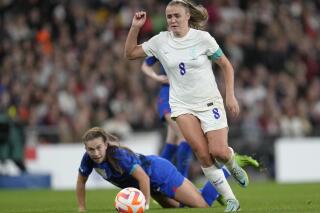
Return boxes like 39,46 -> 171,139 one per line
124,0 -> 248,211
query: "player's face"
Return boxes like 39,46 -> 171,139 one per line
166,4 -> 190,37
85,137 -> 108,164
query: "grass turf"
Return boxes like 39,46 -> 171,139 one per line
0,182 -> 319,213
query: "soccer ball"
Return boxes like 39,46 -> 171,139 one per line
114,187 -> 146,213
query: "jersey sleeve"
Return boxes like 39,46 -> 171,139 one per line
114,148 -> 140,175
79,153 -> 93,177
142,33 -> 163,58
203,32 -> 223,59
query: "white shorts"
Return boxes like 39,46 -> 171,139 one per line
171,99 -> 228,133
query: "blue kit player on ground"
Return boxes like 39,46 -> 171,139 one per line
77,127 -> 213,212
76,127 -> 259,212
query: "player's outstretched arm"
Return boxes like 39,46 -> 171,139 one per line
124,11 -> 147,59
76,173 -> 88,212
131,165 -> 151,209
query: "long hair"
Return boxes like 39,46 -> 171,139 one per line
82,127 -> 135,174
168,0 -> 208,30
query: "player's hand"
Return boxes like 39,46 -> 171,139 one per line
155,75 -> 169,84
226,94 -> 240,119
132,11 -> 147,28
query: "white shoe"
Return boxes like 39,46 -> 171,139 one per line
224,199 -> 240,212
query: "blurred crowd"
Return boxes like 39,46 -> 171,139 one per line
0,0 -> 320,150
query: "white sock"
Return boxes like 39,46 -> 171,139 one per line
201,164 -> 236,200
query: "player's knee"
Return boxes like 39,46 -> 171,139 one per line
209,146 -> 229,162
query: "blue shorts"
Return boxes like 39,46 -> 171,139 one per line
157,84 -> 171,121
149,156 -> 184,198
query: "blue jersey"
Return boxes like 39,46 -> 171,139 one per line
145,56 -> 171,120
79,147 -> 184,198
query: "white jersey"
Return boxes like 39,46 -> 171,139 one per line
142,28 -> 223,111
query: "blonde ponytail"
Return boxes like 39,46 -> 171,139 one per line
168,0 -> 208,30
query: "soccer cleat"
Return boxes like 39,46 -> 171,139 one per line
235,154 -> 260,168
224,199 -> 240,212
230,161 -> 249,188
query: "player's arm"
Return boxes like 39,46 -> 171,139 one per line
125,11 -> 147,59
130,165 -> 150,209
76,173 -> 89,212
214,54 -> 240,118
141,61 -> 169,84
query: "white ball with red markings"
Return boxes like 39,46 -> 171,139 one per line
114,187 -> 146,213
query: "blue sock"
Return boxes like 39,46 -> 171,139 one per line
177,141 -> 192,177
222,167 -> 231,177
160,143 -> 178,162
200,167 -> 231,206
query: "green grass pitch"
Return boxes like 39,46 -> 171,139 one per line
0,182 -> 319,213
